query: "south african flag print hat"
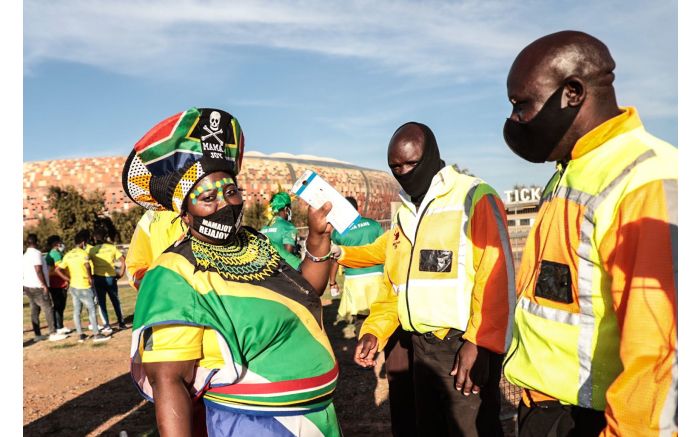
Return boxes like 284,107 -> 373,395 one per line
122,107 -> 245,214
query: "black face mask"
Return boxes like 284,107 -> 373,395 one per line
392,123 -> 445,205
191,203 -> 244,245
503,85 -> 581,163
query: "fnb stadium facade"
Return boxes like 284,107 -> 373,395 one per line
23,152 -> 401,227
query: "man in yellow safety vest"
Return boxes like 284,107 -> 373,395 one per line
341,122 -> 516,436
502,30 -> 677,436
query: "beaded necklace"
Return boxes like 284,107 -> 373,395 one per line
191,228 -> 280,282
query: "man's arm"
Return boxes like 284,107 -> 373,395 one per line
598,180 -> 677,437
338,229 -> 389,268
85,262 -> 94,288
358,275 -> 400,345
33,265 -> 49,294
55,265 -> 70,284
464,193 -> 515,353
453,191 -> 515,395
117,255 -> 126,278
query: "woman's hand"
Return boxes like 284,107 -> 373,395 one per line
307,201 -> 333,237
301,202 -> 333,295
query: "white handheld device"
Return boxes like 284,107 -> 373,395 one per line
291,170 -> 361,235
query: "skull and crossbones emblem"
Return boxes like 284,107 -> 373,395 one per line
202,111 -> 223,146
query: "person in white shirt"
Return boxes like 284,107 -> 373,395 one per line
23,234 -> 68,342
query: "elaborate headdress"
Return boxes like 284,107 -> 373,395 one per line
122,108 -> 244,214
269,191 -> 292,213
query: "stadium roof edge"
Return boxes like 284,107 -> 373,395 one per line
24,151 -> 387,173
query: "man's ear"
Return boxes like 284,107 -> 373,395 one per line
562,77 -> 585,107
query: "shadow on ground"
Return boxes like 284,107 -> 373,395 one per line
323,298 -> 519,437
322,299 -> 393,436
24,300 -> 517,436
24,373 -> 156,437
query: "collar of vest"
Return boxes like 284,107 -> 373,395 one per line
398,165 -> 460,212
570,106 -> 643,160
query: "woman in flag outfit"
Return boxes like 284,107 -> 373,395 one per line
122,107 -> 340,436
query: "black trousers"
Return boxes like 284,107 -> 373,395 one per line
412,331 -> 504,437
517,399 -> 606,437
384,328 -> 417,437
49,287 -> 67,329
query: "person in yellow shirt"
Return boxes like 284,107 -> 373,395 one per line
84,237 -> 108,328
56,230 -> 111,343
89,227 -> 127,332
346,122 -> 515,436
124,210 -> 184,290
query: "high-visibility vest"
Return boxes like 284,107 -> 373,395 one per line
504,117 -> 678,410
389,165 -> 509,334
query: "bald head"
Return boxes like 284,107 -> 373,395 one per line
510,30 -> 616,94
505,30 -> 621,162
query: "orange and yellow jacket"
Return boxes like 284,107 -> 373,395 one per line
503,107 -> 677,437
339,165 -> 516,354
125,210 -> 184,290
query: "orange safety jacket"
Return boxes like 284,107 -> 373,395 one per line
503,107 -> 677,437
339,165 -> 515,354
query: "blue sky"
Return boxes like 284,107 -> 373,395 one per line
23,0 -> 677,195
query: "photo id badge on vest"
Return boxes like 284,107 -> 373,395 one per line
535,260 -> 573,303
419,249 -> 453,273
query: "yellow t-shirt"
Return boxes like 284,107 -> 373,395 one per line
56,247 -> 92,289
89,243 -> 123,277
125,210 -> 184,289
85,243 -> 95,271
141,324 -> 224,370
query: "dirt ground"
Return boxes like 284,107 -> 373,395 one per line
24,293 -> 517,436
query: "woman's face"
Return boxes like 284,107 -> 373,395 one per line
182,171 -> 243,242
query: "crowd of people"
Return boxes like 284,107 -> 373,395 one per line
24,30 -> 677,437
22,226 -> 129,343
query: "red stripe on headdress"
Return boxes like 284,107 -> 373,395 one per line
134,112 -> 183,152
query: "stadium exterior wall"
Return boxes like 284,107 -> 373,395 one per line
23,154 -> 401,227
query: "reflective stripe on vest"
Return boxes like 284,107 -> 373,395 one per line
486,194 -> 516,352
396,176 -> 482,333
395,173 -> 515,350
574,149 -> 655,406
510,137 -> 677,410
517,149 -> 655,408
659,178 -> 678,437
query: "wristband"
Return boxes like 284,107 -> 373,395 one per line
305,248 -> 332,262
